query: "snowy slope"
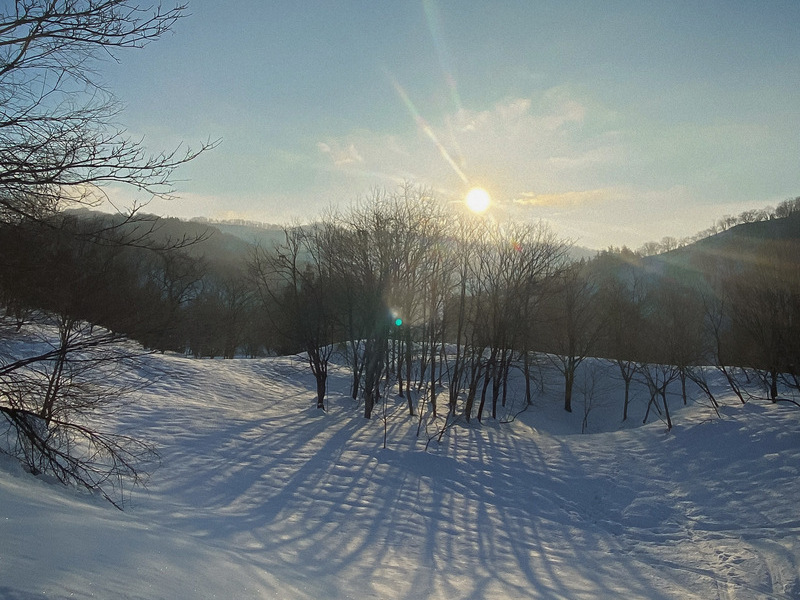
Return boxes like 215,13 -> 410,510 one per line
2,352 -> 799,599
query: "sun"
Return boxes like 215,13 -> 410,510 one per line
465,187 -> 491,213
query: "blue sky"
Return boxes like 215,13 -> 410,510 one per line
104,1 -> 800,248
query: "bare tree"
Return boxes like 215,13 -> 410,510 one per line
0,1 -> 213,223
592,248 -> 645,420
442,213 -> 481,414
0,216 -> 163,507
636,276 -> 703,430
578,362 -> 610,434
541,260 -> 603,412
638,361 -> 678,430
724,240 -> 800,400
310,214 -> 368,400
0,1 -> 209,505
250,225 -> 335,409
1,317 -> 157,508
774,196 -> 800,219
336,192 -> 398,419
694,254 -> 748,404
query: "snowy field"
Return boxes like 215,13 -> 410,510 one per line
2,351 -> 800,599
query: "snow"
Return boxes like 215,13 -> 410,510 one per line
2,351 -> 800,599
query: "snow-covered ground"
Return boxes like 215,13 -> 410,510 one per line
2,351 -> 799,599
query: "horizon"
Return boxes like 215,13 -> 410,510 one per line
93,196 -> 796,254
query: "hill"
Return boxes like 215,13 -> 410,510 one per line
642,212 -> 800,277
117,211 -> 800,273
2,348 -> 799,599
191,218 -> 287,250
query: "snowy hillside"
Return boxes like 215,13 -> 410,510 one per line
2,352 -> 799,599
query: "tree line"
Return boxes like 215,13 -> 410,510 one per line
636,196 -> 800,256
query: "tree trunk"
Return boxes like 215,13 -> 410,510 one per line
661,388 -> 673,430
430,343 -> 437,418
770,369 -> 779,400
464,364 -> 481,422
315,373 -> 326,409
491,362 -> 502,420
680,369 -> 687,405
523,351 -> 533,406
643,390 -> 657,424
564,367 -> 574,412
396,337 -> 404,398
719,364 -> 746,403
501,355 -> 510,408
477,365 -> 491,422
364,391 -> 374,419
405,331 -> 414,415
622,377 -> 631,422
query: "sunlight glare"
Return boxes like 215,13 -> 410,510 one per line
465,187 -> 491,213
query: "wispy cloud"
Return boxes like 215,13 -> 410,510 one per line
514,189 -> 613,207
317,141 -> 364,166
312,87 -> 617,205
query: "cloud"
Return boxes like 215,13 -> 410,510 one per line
311,87 -> 617,206
456,97 -> 532,133
539,98 -> 586,131
546,145 -> 619,170
317,140 -> 364,165
514,188 -> 614,207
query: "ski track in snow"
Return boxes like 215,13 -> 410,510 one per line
2,352 -> 800,599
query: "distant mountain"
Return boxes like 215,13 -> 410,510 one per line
211,218 -> 599,263
65,209 -> 264,273
71,210 -> 798,278
188,218 -> 287,250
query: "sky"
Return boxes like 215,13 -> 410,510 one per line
103,1 -> 800,249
